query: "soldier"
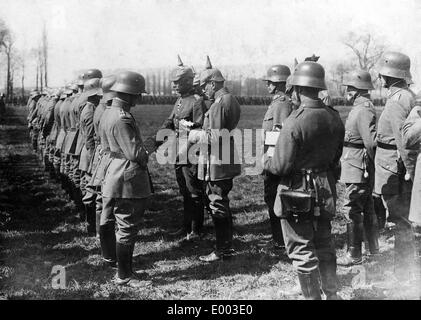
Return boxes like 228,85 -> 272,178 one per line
41,89 -> 63,177
78,78 -> 102,235
337,70 -> 379,266
100,71 -> 152,286
264,61 -> 344,300
68,69 -> 103,216
88,75 -> 117,240
259,64 -> 292,251
53,84 -> 78,181
375,51 -> 417,281
402,93 -> 421,228
61,73 -> 86,203
188,63 -> 242,262
27,91 -> 42,150
159,56 -> 206,240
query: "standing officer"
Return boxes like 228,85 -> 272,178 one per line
78,78 -> 102,235
62,73 -> 86,205
100,71 -> 152,286
375,52 -> 417,281
53,84 -> 78,181
265,61 -> 344,300
403,94 -> 421,227
259,65 -> 292,251
338,70 -> 379,266
159,56 -> 206,240
188,63 -> 242,262
85,75 -> 117,238
71,69 -> 103,216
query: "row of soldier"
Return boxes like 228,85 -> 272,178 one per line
26,52 -> 420,299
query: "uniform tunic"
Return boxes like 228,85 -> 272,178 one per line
265,97 -> 344,276
101,98 -> 152,244
262,91 -> 293,245
340,95 -> 377,223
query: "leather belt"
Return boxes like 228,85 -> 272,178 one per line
377,141 -> 397,150
344,141 -> 364,149
109,151 -> 126,160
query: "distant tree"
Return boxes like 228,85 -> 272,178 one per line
342,32 -> 386,72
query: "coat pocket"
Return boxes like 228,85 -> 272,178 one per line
123,163 -> 141,181
376,154 -> 398,175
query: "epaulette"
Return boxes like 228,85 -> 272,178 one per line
274,94 -> 286,102
215,96 -> 223,104
364,101 -> 372,108
193,94 -> 202,101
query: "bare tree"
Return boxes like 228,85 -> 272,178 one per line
343,32 -> 386,72
1,31 -> 14,102
42,23 -> 48,87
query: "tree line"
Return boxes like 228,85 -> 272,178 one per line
1,16 -> 387,104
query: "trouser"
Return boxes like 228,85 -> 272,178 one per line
381,191 -> 416,280
343,183 -> 379,254
101,197 -> 150,245
175,164 -> 204,234
282,215 -> 338,297
204,179 -> 233,254
82,185 -> 98,234
71,155 -> 81,189
263,173 -> 284,245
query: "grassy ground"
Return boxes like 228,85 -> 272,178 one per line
0,104 -> 420,300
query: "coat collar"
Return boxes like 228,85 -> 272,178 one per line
354,94 -> 370,106
111,97 -> 131,112
300,96 -> 323,109
388,82 -> 408,98
214,87 -> 229,100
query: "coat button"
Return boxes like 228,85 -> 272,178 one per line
386,165 -> 389,169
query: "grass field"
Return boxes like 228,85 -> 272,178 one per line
0,104 -> 420,300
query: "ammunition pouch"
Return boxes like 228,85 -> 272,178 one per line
280,189 -> 314,220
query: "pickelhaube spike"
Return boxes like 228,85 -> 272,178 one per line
294,58 -> 299,68
177,54 -> 184,67
205,55 -> 212,69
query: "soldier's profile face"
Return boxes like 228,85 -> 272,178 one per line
204,82 -> 215,100
267,81 -> 276,94
172,77 -> 192,95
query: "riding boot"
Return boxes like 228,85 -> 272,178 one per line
99,224 -> 116,267
85,204 -> 96,236
364,213 -> 380,255
297,270 -> 322,300
338,221 -> 363,266
115,242 -> 148,286
191,196 -> 204,235
373,194 -> 386,231
319,259 -> 341,300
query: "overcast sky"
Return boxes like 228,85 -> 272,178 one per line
1,0 -> 421,90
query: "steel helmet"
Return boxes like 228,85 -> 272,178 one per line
110,71 -> 147,95
83,69 -> 103,82
99,75 -> 117,101
83,78 -> 102,97
263,65 -> 291,82
378,51 -> 412,83
290,61 -> 327,89
342,70 -> 374,90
